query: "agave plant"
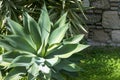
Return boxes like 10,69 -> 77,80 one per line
0,5 -> 89,80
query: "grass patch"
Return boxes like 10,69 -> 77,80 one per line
80,47 -> 120,80
67,47 -> 120,80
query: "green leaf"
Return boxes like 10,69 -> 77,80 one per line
7,18 -> 24,36
54,60 -> 80,72
23,34 -> 37,51
24,12 -> 41,49
54,12 -> 67,28
49,23 -> 69,45
23,12 -> 29,34
0,40 -> 14,50
2,51 -> 21,62
46,43 -> 61,56
8,56 -> 32,68
38,4 -> 51,46
46,57 -> 61,66
62,63 -> 80,72
63,34 -> 84,44
39,64 -> 51,74
52,72 -> 65,80
50,44 -> 89,58
28,63 -> 39,77
3,35 -> 36,53
5,67 -> 26,80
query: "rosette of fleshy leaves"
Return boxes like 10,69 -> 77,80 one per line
0,5 -> 89,80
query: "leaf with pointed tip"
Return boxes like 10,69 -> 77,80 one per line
49,23 -> 69,45
54,60 -> 80,72
38,5 -> 51,46
63,34 -> 84,44
6,18 -> 37,51
3,35 -> 36,53
62,63 -> 81,72
7,18 -> 24,36
24,13 -> 41,49
23,12 -> 29,34
54,12 -> 67,28
50,44 -> 89,58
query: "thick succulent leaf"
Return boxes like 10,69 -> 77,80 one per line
24,12 -> 41,49
5,67 -> 26,80
7,18 -> 24,36
28,63 -> 39,77
0,40 -> 14,50
49,23 -> 69,45
7,16 -> 37,50
50,44 -> 89,58
54,60 -> 80,72
2,51 -> 21,62
23,13 -> 37,50
62,63 -> 81,72
23,34 -> 37,51
8,56 -> 32,68
39,64 -> 51,74
3,35 -> 36,53
63,34 -> 84,44
52,72 -> 65,80
38,64 -> 51,80
38,4 -> 51,46
45,57 -> 61,66
23,12 -> 29,34
47,43 -> 61,56
54,12 -> 67,28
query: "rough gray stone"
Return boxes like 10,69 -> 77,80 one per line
110,7 -> 118,10
112,30 -> 120,43
104,29 -> 112,33
92,30 -> 109,42
83,0 -> 90,7
91,0 -> 110,9
84,14 -> 101,24
109,0 -> 120,2
94,10 -> 103,14
110,3 -> 119,7
84,0 -> 120,46
102,11 -> 120,29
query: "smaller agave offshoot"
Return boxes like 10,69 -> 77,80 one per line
0,5 -> 89,80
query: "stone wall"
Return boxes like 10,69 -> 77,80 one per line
83,0 -> 120,46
